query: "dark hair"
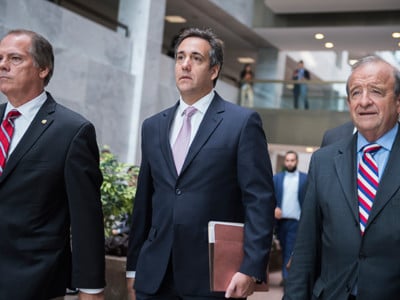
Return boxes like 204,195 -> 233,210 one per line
6,29 -> 54,86
174,27 -> 224,87
346,55 -> 400,98
285,150 -> 298,160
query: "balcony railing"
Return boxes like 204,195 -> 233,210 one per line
239,79 -> 348,112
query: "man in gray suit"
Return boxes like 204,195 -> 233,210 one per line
284,55 -> 400,300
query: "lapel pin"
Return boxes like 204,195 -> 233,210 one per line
41,119 -> 47,125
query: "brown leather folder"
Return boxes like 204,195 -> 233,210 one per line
208,221 -> 269,292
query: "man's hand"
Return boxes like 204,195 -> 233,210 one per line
78,291 -> 104,300
274,207 -> 282,219
127,278 -> 136,300
225,272 -> 255,298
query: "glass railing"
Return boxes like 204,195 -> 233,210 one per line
239,79 -> 348,112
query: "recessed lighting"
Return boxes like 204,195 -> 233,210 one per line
314,33 -> 324,40
165,15 -> 187,23
349,59 -> 358,65
305,147 -> 314,153
324,42 -> 334,49
392,32 -> 400,38
237,57 -> 255,64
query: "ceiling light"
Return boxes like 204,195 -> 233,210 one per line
237,57 -> 255,64
392,32 -> 400,39
165,15 -> 187,23
324,42 -> 334,49
305,147 -> 314,153
349,59 -> 358,66
314,33 -> 324,40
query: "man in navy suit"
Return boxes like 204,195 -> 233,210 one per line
126,27 -> 276,300
285,56 -> 400,299
0,30 -> 105,299
273,151 -> 307,285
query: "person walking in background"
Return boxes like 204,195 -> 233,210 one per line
273,151 -> 307,287
284,55 -> 400,300
240,70 -> 254,107
126,27 -> 276,300
0,29 -> 105,299
292,60 -> 310,109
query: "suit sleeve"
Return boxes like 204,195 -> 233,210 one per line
126,120 -> 154,271
237,111 -> 276,282
284,155 -> 321,299
65,122 -> 105,288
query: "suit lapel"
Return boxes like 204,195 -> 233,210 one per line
0,95 -> 55,182
159,102 -> 179,177
179,95 -> 224,175
367,128 -> 400,227
334,135 -> 359,221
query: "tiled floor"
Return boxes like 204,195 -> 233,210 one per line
249,271 -> 283,300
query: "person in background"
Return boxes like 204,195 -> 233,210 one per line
284,56 -> 400,299
126,27 -> 276,300
273,151 -> 307,286
292,60 -> 310,109
0,29 -> 105,299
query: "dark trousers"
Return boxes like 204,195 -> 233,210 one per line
277,219 -> 299,279
136,258 -> 245,300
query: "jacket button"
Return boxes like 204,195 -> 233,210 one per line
175,189 -> 182,195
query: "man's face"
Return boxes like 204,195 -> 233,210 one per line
175,37 -> 219,105
0,34 -> 48,105
347,61 -> 400,141
284,153 -> 297,172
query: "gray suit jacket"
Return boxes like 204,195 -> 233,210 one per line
285,128 -> 400,300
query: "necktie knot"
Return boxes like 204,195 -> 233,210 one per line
6,109 -> 21,120
362,143 -> 381,155
184,106 -> 197,119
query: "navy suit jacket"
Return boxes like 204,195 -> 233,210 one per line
285,127 -> 400,300
273,171 -> 307,210
127,93 -> 276,296
0,93 -> 105,299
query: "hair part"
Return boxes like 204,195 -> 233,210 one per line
5,29 -> 54,86
174,27 -> 224,87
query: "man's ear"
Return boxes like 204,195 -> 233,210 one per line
210,65 -> 220,81
39,67 -> 49,80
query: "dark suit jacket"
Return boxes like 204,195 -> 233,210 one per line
285,128 -> 400,300
273,171 -> 307,210
320,121 -> 354,147
0,93 -> 105,300
127,93 -> 276,297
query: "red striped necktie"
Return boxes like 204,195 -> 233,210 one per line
0,109 -> 21,175
357,143 -> 381,235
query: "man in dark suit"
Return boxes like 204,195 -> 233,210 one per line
284,56 -> 400,300
273,151 -> 307,285
320,121 -> 355,147
0,29 -> 105,299
292,60 -> 310,109
126,27 -> 276,300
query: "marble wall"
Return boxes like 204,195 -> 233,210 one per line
0,0 -> 135,162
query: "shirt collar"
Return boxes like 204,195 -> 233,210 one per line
357,123 -> 398,152
177,90 -> 215,116
4,91 -> 47,121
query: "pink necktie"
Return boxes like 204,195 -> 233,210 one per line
172,106 -> 197,174
0,109 -> 21,175
357,143 -> 381,235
